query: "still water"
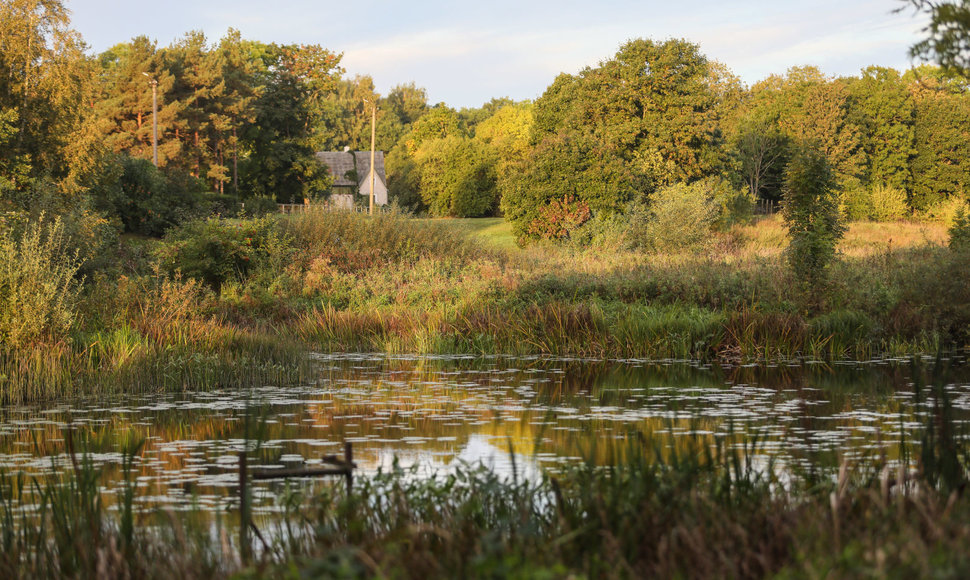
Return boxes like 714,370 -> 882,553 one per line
1,353 -> 968,513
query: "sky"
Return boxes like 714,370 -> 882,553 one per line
65,0 -> 929,108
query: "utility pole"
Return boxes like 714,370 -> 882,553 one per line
368,101 -> 377,216
142,73 -> 159,167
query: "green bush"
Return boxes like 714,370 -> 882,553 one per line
921,195 -> 968,225
782,146 -> 846,286
841,184 -> 909,222
868,184 -> 909,221
841,184 -> 873,221
154,217 -> 285,293
499,132 -> 639,243
199,193 -> 242,217
0,215 -> 83,348
243,195 -> 280,217
90,155 -> 206,236
630,181 -> 720,252
3,179 -> 120,275
708,177 -> 755,228
949,203 -> 970,251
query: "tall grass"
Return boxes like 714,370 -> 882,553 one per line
0,268 -> 314,403
2,211 -> 968,402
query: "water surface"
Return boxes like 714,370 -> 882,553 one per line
1,353 -> 968,513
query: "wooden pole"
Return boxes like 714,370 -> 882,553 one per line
369,102 -> 376,216
345,441 -> 354,495
151,79 -> 158,167
238,451 -> 250,565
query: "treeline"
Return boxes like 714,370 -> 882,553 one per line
494,39 -> 970,243
2,2 -> 969,244
0,0 -> 344,231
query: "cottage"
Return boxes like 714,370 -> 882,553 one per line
316,150 -> 388,209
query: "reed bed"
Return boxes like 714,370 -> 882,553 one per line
1,210 -> 967,403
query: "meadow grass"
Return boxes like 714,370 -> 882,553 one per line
0,210 -> 966,403
734,214 -> 948,259
425,217 -> 518,251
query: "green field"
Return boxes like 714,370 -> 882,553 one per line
420,217 -> 518,251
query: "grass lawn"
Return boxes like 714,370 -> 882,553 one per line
423,214 -> 949,258
422,217 -> 518,251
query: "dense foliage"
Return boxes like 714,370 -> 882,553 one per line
3,1 -> 969,247
782,146 -> 846,287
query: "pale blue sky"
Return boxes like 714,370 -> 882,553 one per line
66,0 -> 927,107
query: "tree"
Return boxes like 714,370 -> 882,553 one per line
212,29 -> 258,195
314,74 -> 377,151
904,0 -> 970,75
165,31 -> 223,182
532,38 -> 725,189
386,140 -> 423,211
459,96 -> 516,135
773,73 -> 864,186
96,37 -> 184,167
501,132 -> 639,242
414,136 -> 497,217
0,0 -> 93,194
731,116 -> 790,202
385,82 -> 429,127
239,42 -> 339,202
846,66 -> 915,192
909,83 -> 970,208
404,106 -> 465,155
782,145 -> 846,286
474,102 -> 533,173
506,38 -> 726,243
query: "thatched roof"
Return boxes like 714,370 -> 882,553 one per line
316,151 -> 386,188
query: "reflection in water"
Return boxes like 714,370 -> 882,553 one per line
0,353 -> 967,512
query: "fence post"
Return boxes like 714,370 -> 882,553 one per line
345,441 -> 354,495
238,451 -> 250,565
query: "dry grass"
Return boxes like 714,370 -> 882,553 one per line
731,214 -> 948,259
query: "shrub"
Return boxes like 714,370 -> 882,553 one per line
526,195 -> 591,241
782,146 -> 846,286
499,132 -> 639,243
708,177 -> 755,228
199,193 -> 242,217
243,196 -> 280,217
154,217 -> 286,293
4,180 -> 120,275
58,207 -> 119,276
949,203 -> 970,251
841,184 -> 909,222
90,155 -> 205,236
922,195 -> 969,226
630,181 -> 720,252
841,184 -> 872,221
868,184 -> 909,221
0,215 -> 83,348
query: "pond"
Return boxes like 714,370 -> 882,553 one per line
1,353 -> 969,515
